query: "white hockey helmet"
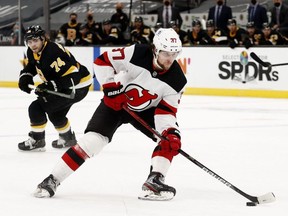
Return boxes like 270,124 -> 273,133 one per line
153,28 -> 182,56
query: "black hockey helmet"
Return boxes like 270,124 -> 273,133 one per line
80,23 -> 87,30
227,19 -> 237,26
24,25 -> 45,42
246,22 -> 255,28
192,19 -> 201,27
102,19 -> 111,25
155,22 -> 163,28
262,22 -> 271,29
206,19 -> 214,28
134,16 -> 143,23
169,20 -> 178,28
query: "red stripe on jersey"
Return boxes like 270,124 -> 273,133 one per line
155,100 -> 177,117
62,153 -> 79,171
94,52 -> 113,67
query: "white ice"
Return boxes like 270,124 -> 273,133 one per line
0,87 -> 287,216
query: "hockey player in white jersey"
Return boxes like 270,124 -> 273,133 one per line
33,28 -> 187,201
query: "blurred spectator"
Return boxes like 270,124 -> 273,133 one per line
205,19 -> 228,45
169,20 -> 189,45
97,19 -> 124,45
259,22 -> 286,45
244,22 -> 263,48
156,0 -> 183,28
208,0 -> 232,33
130,16 -> 154,44
187,19 -> 214,45
58,12 -> 82,46
110,2 -> 129,33
270,0 -> 288,37
226,19 -> 248,48
76,23 -> 99,46
84,11 -> 101,34
10,20 -> 25,45
248,0 -> 268,30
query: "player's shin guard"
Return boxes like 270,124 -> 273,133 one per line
34,144 -> 89,198
34,132 -> 108,198
52,132 -> 108,181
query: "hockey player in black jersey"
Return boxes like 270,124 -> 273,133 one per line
18,25 -> 92,151
33,28 -> 187,201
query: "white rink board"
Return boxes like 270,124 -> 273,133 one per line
1,46 -> 288,96
180,47 -> 288,91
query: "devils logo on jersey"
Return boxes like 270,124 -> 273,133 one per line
125,84 -> 158,110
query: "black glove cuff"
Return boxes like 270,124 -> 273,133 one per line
164,128 -> 181,139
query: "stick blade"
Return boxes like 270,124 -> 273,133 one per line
257,192 -> 276,204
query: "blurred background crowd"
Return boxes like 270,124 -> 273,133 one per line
1,0 -> 288,48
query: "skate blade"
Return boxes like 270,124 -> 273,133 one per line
18,147 -> 46,152
33,188 -> 51,198
138,190 -> 174,201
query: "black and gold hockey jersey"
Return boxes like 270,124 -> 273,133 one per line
20,41 -> 92,91
59,22 -> 82,46
187,29 -> 214,45
259,30 -> 287,45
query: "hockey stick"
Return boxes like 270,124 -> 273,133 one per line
250,52 -> 288,68
122,105 -> 276,205
28,79 -> 75,99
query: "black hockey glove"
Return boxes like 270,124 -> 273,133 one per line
35,81 -> 58,96
18,73 -> 34,94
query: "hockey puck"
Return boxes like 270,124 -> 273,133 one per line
246,202 -> 257,206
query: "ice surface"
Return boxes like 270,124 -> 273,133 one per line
0,87 -> 287,216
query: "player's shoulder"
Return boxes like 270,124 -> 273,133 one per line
131,44 -> 152,56
129,44 -> 153,67
160,62 -> 187,93
42,41 -> 69,60
44,41 -> 66,53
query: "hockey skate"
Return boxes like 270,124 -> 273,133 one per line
33,174 -> 60,198
138,172 -> 176,201
18,132 -> 46,152
52,130 -> 77,148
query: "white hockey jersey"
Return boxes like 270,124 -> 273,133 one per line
93,44 -> 187,135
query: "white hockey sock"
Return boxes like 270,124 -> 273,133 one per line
151,156 -> 171,176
